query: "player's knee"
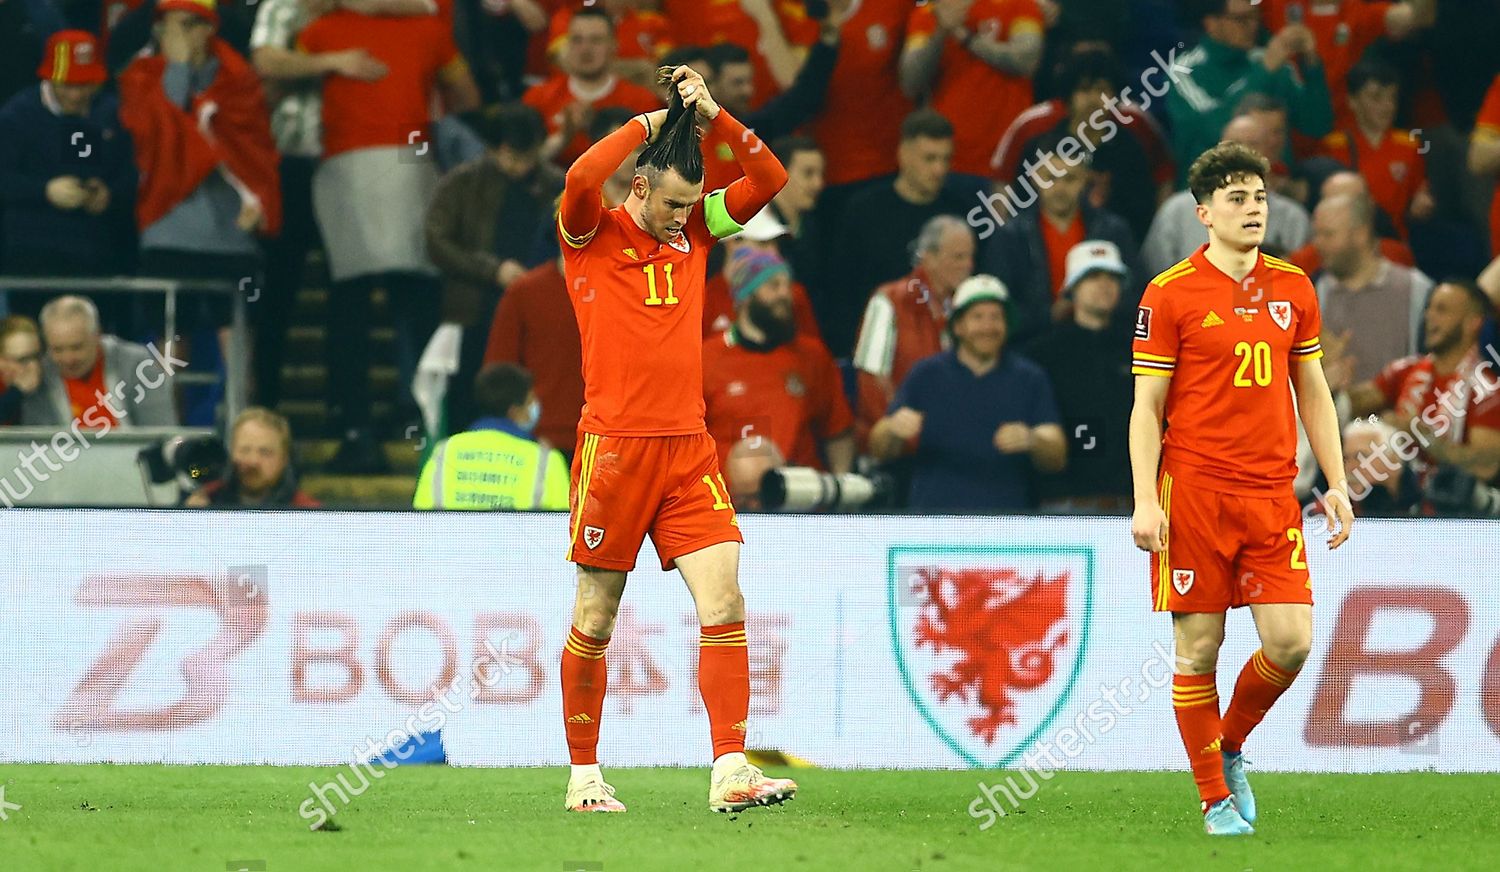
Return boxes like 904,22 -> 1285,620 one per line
1176,634 -> 1223,674
697,589 -> 745,627
1262,634 -> 1311,671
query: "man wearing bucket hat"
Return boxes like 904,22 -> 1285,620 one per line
1023,240 -> 1134,512
0,30 -> 134,310
703,247 -> 854,502
870,273 -> 1066,511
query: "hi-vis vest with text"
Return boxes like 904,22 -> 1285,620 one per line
413,430 -> 569,510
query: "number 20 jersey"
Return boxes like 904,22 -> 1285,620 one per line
560,200 -> 720,437
1131,245 -> 1324,496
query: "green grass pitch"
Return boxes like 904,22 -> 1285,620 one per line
0,765 -> 1495,870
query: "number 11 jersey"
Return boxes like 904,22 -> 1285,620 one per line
560,197 -> 731,437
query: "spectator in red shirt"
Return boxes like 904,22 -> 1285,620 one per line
809,0 -> 912,194
1334,280 -> 1500,503
482,256 -> 583,459
524,8 -> 659,167
298,0 -> 480,472
1256,0 -> 1435,134
703,247 -> 854,503
1319,60 -> 1434,240
900,0 -> 1045,190
991,46 -> 1176,243
184,406 -> 321,507
662,0 -> 817,108
851,214 -> 975,448
1467,73 -> 1500,258
544,0 -> 673,90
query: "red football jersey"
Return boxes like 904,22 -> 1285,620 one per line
1320,128 -> 1426,239
1132,246 -> 1325,495
702,329 -> 853,473
1373,348 -> 1500,452
1476,75 -> 1500,257
523,74 -> 660,168
907,0 -> 1044,177
1259,0 -> 1392,132
561,203 -> 718,436
810,0 -> 912,187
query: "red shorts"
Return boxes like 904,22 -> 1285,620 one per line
1149,470 -> 1313,613
566,431 -> 743,572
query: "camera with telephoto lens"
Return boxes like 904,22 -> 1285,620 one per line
138,434 -> 228,499
1422,464 -> 1500,517
758,466 -> 895,512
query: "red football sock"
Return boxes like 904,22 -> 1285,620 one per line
1221,649 -> 1300,754
1173,673 -> 1229,811
561,626 -> 609,765
698,622 -> 750,759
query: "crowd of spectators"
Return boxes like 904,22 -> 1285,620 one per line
2,0 -> 1500,515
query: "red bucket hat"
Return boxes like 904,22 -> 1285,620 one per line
36,30 -> 108,86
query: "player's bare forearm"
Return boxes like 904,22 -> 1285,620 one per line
824,432 -> 856,475
968,31 -> 1043,78
711,109 -> 788,224
1128,376 -> 1169,507
1029,425 -> 1067,473
1469,135 -> 1500,177
560,117 -> 648,238
898,40 -> 944,100
1295,359 -> 1350,499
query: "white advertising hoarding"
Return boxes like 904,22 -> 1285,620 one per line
1,511 -> 1496,772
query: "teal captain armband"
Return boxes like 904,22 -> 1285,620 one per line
703,188 -> 744,239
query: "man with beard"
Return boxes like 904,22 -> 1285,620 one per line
1310,192 -> 1432,384
185,407 -> 319,507
1334,280 -> 1500,510
869,274 -> 1065,511
702,247 -> 854,503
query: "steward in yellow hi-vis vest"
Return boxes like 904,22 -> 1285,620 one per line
414,364 -> 570,510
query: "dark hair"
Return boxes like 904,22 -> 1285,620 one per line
636,66 -> 704,185
1028,128 -> 1091,170
1056,47 -> 1124,99
588,106 -> 637,143
1187,141 -> 1270,204
705,41 -> 752,76
771,134 -> 821,164
1232,91 -> 1287,118
1346,58 -> 1401,96
1438,278 -> 1496,320
570,6 -> 614,34
469,102 -> 546,152
474,363 -> 534,418
661,45 -> 708,71
900,108 -> 953,142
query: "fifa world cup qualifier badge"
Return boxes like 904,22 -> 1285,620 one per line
1134,306 -> 1152,340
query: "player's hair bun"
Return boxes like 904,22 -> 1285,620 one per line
636,66 -> 705,185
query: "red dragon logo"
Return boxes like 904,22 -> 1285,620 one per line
909,567 -> 1071,744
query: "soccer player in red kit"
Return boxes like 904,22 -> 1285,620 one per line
555,65 -> 794,813
1129,142 -> 1355,836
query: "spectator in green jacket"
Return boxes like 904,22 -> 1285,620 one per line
1167,0 -> 1333,183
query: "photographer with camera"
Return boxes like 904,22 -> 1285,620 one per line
869,274 -> 1066,512
1331,280 -> 1500,517
183,406 -> 319,507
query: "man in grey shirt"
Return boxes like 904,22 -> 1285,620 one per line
1312,192 -> 1432,383
23,296 -> 179,428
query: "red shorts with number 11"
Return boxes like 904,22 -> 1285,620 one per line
567,431 -> 743,572
1149,470 -> 1313,612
